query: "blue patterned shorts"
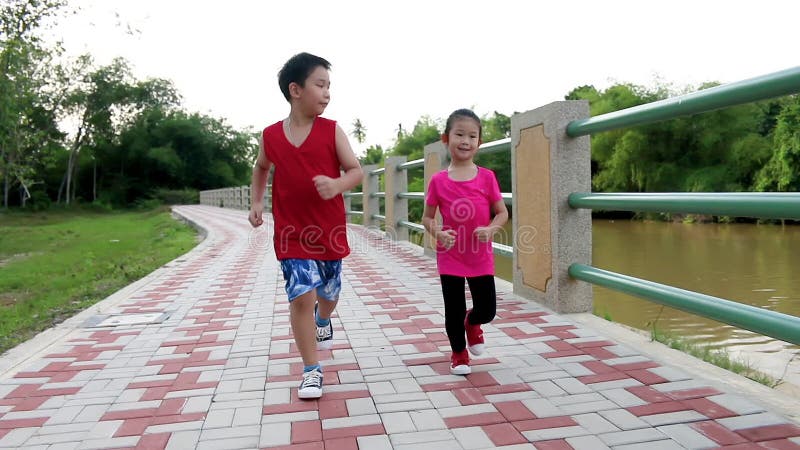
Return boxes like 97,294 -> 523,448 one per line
279,259 -> 342,302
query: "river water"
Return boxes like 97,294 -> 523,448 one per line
491,220 -> 800,372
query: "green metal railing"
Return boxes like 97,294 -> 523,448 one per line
567,66 -> 800,136
565,67 -> 800,344
569,193 -> 800,221
348,138 -> 514,256
569,264 -> 800,345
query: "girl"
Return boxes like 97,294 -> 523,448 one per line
422,109 -> 509,375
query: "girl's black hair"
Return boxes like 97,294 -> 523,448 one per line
278,52 -> 331,102
444,108 -> 482,137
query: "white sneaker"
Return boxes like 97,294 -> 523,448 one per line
298,369 -> 323,399
450,350 -> 471,375
450,363 -> 471,376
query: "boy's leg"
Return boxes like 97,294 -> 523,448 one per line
466,275 -> 497,325
316,297 -> 338,320
280,259 -> 325,399
314,260 -> 342,350
289,290 -> 319,367
314,297 -> 337,350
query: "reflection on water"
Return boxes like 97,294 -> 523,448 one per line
493,220 -> 800,354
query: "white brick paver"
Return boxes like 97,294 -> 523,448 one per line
0,205 -> 796,449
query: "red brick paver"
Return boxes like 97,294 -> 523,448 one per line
0,205 -> 796,449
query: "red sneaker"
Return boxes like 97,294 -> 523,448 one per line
464,309 -> 485,356
450,349 -> 471,375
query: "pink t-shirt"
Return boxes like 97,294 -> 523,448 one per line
426,166 -> 503,277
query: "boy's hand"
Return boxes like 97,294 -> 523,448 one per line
436,229 -> 457,250
473,226 -> 495,242
312,175 -> 340,200
249,203 -> 264,228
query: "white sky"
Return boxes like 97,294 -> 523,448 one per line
50,0 -> 799,156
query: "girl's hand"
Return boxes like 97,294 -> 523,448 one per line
436,229 -> 457,250
312,175 -> 340,200
473,226 -> 495,242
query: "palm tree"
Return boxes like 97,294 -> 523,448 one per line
351,118 -> 367,144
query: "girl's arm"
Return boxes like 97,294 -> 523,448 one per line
474,199 -> 509,242
489,199 -> 509,230
422,203 -> 440,237
422,203 -> 456,249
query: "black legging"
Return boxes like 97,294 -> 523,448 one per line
440,274 -> 497,352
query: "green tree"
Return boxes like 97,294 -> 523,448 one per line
390,116 -> 440,160
476,111 -> 512,191
58,56 -> 180,204
360,144 -> 384,165
351,118 -> 366,144
104,108 -> 254,206
0,0 -> 68,208
755,95 -> 800,191
567,81 -> 775,195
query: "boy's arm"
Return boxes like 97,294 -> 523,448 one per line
334,125 -> 363,192
249,137 -> 272,228
313,125 -> 364,199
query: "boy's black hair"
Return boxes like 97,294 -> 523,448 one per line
278,52 -> 331,102
444,108 -> 482,138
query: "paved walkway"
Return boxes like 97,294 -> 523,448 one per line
0,204 -> 798,450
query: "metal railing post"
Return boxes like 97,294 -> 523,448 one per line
384,156 -> 409,241
423,141 -> 448,256
362,165 -> 379,229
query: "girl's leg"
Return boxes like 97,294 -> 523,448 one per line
466,275 -> 497,325
440,274 -> 467,352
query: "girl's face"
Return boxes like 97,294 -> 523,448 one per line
292,66 -> 331,116
443,118 -> 481,162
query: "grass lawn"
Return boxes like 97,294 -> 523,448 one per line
0,207 -> 198,354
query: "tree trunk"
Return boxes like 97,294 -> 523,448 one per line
2,173 -> 8,210
64,150 -> 74,205
1,149 -> 7,209
57,170 -> 65,204
64,126 -> 85,205
71,154 -> 79,203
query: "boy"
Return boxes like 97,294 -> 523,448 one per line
249,52 -> 363,399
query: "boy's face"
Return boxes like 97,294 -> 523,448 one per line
442,118 -> 481,162
292,66 -> 330,116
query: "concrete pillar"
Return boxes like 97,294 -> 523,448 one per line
384,156 -> 409,241
423,141 -> 448,256
361,164 -> 379,229
511,101 -> 592,313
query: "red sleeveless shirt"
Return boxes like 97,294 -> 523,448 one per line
263,117 -> 350,260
